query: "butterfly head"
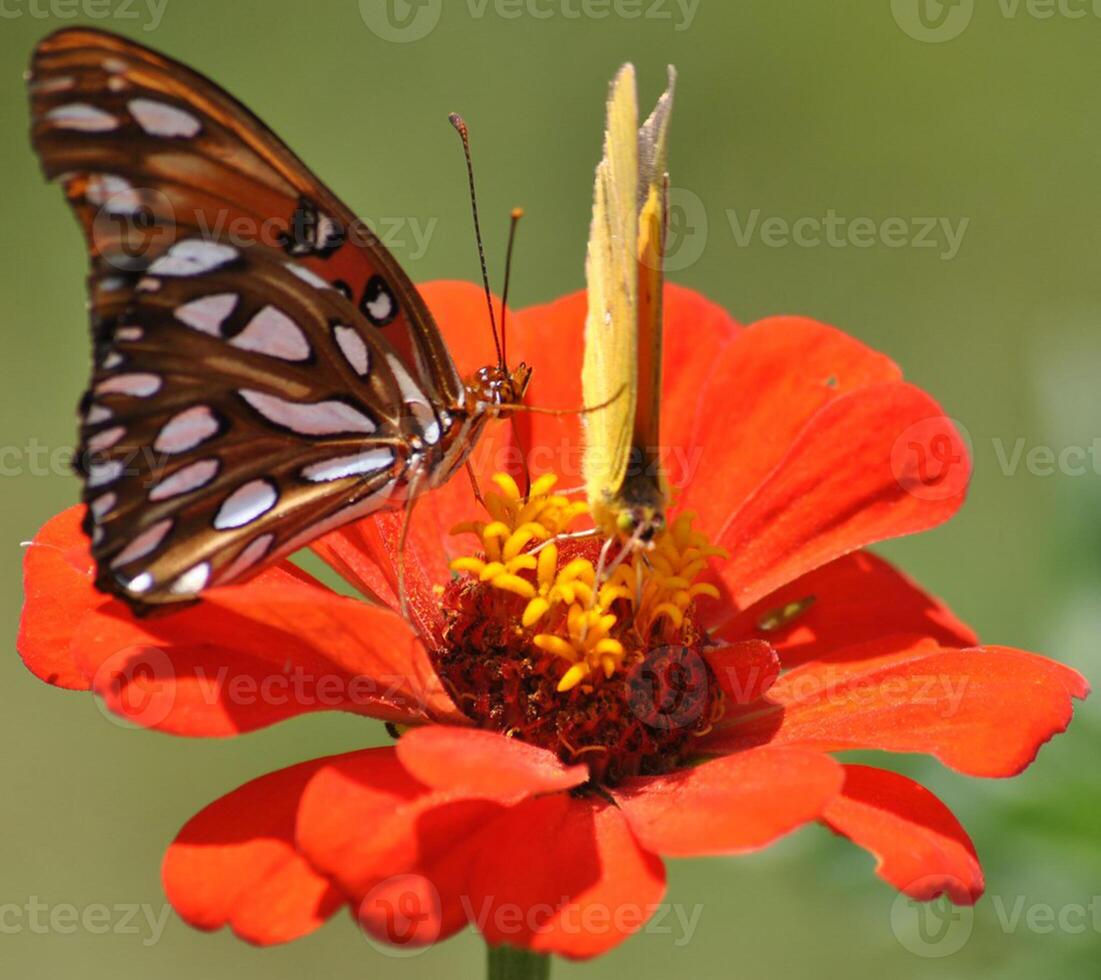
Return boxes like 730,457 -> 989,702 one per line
467,361 -> 532,417
611,461 -> 667,546
615,504 -> 666,545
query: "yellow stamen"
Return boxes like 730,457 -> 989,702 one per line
448,472 -> 726,688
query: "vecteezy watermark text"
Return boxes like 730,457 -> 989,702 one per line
0,0 -> 167,31
0,897 -> 171,946
358,0 -> 700,42
727,209 -> 970,261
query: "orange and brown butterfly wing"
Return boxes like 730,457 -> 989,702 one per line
27,28 -> 465,609
28,26 -> 464,405
75,240 -> 438,608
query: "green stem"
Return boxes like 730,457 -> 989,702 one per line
486,944 -> 551,980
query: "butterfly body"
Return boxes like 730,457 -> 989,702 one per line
28,28 -> 529,609
582,64 -> 676,545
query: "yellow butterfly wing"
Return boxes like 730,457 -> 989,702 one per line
582,64 -> 676,541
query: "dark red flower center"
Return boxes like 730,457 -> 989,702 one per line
431,477 -> 731,784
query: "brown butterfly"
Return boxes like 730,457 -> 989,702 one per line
27,28 -> 531,612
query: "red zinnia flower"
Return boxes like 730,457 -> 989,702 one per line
18,282 -> 1088,961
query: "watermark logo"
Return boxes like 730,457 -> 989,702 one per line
91,646 -> 177,730
662,186 -> 709,272
891,416 -> 973,502
892,0 -> 975,42
890,882 -> 975,957
91,185 -> 175,272
358,0 -> 443,42
359,874 -> 442,956
627,645 -> 709,732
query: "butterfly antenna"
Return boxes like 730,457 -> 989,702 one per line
499,207 -> 523,368
449,113 -> 503,368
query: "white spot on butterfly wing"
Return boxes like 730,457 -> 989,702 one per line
110,517 -> 173,567
95,373 -> 161,397
154,406 -> 220,454
175,293 -> 238,335
88,459 -> 124,488
87,426 -> 125,452
218,533 -> 274,582
90,492 -> 117,519
128,98 -> 202,138
385,354 -> 440,444
85,174 -> 142,214
230,306 -> 311,361
286,262 -> 333,290
127,572 -> 154,594
240,390 -> 376,435
301,447 -> 395,483
214,479 -> 278,530
316,213 -> 339,248
333,325 -> 370,376
366,292 -> 393,322
30,75 -> 75,94
86,404 -> 112,424
116,326 -> 143,342
102,352 -> 124,370
171,562 -> 211,595
149,241 -> 237,277
361,276 -> 397,325
45,103 -> 117,131
149,458 -> 220,502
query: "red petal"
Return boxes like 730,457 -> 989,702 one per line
423,279 -> 508,380
506,290 -> 586,477
17,506 -> 96,690
703,639 -> 781,705
706,645 -> 1089,776
72,578 -> 465,731
396,727 -> 588,798
309,511 -> 448,647
611,747 -> 843,857
710,383 -> 971,611
651,285 -> 742,481
467,793 -> 666,959
682,316 -> 901,529
715,550 -> 977,667
162,757 -> 344,945
296,747 -> 499,946
295,747 -> 427,894
822,765 -> 983,904
87,640 -> 384,736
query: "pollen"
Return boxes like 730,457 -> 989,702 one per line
438,471 -> 728,783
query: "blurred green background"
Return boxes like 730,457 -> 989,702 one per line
2,0 -> 1099,977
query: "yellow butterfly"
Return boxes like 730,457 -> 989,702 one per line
583,63 -> 676,545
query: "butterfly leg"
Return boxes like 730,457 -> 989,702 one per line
464,460 -> 486,510
592,525 -> 648,595
527,527 -> 600,557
